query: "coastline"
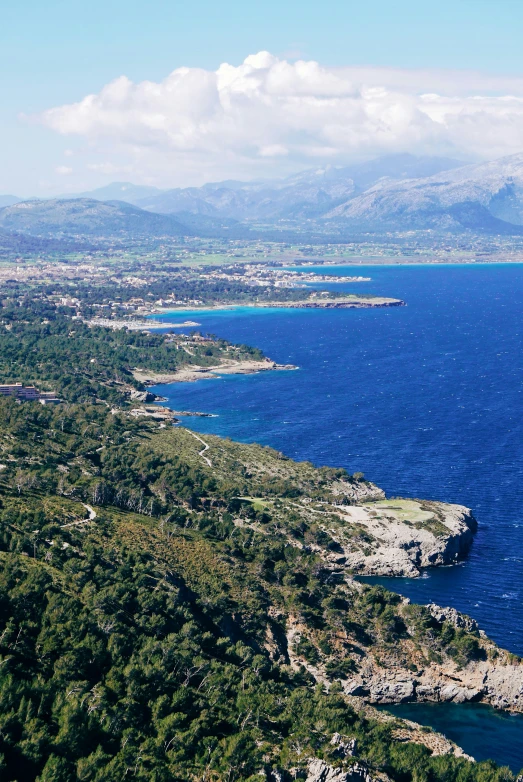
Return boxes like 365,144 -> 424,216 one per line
285,258 -> 523,266
148,295 -> 405,315
134,357 -> 298,385
142,270 -> 523,743
88,317 -> 201,330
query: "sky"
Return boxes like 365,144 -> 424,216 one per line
3,0 -> 523,196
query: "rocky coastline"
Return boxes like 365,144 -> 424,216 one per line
285,591 -> 523,714
327,499 -> 477,578
254,297 -> 405,309
151,295 -> 405,314
276,491 -> 523,714
133,357 -> 298,385
342,624 -> 523,713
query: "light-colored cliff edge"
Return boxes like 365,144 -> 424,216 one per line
284,598 -> 523,713
322,498 -> 477,577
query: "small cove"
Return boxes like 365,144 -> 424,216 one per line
376,702 -> 523,772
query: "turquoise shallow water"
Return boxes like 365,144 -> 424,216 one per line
149,263 -> 523,768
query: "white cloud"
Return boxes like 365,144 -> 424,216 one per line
55,165 -> 73,175
37,53 -> 523,186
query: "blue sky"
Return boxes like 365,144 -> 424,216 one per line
3,0 -> 523,194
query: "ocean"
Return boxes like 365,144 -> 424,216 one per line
150,263 -> 523,769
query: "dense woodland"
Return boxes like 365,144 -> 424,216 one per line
0,285 -> 519,781
0,295 -> 263,403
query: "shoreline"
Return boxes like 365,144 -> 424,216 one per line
282,258 -> 523,266
149,295 -> 405,315
87,317 -> 201,330
134,358 -> 298,385
285,259 -> 523,267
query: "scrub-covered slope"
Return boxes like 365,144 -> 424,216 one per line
0,399 -> 520,781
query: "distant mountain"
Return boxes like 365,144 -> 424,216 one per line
134,154 -> 464,220
325,152 -> 523,231
0,199 -> 189,238
136,188 -> 221,216
59,182 -> 164,205
0,195 -> 21,208
8,152 -> 523,239
283,153 -> 464,191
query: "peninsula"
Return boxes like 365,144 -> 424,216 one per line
133,356 -> 297,385
152,294 -> 405,313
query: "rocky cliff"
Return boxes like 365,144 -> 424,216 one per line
285,594 -> 523,713
318,498 -> 477,577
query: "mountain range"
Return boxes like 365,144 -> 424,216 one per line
132,154 -> 465,221
5,152 -> 523,238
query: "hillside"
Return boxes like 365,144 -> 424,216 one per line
0,399 -> 520,780
0,229 -> 94,257
0,287 -> 521,779
0,198 -> 189,239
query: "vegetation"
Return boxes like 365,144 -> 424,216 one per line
0,295 -> 263,403
0,285 -> 519,780
0,397 -> 518,780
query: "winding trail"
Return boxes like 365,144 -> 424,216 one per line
61,504 -> 97,528
186,430 -> 212,467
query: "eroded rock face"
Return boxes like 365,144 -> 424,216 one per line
427,604 -> 479,633
330,480 -> 385,505
129,389 -> 157,403
306,759 -> 372,782
330,733 -> 356,758
342,653 -> 523,712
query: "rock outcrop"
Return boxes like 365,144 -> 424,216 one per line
325,499 -> 477,577
343,646 -> 523,712
305,759 -> 372,782
427,604 -> 479,633
330,733 -> 357,758
129,389 -> 158,403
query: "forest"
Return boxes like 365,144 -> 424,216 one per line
0,284 -> 519,781
0,293 -> 263,403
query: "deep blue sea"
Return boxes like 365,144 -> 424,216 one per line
150,263 -> 523,769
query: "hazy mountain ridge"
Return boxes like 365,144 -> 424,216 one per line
7,152 -> 523,237
0,198 -> 189,238
133,154 -> 464,220
0,195 -> 21,209
326,153 -> 523,230
57,181 -> 164,204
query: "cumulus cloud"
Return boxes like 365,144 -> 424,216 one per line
55,165 -> 73,175
37,53 -> 523,186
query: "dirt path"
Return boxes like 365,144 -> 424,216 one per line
61,504 -> 98,528
186,430 -> 212,467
